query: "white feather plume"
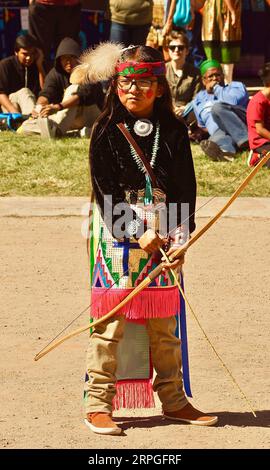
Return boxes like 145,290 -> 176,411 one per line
71,42 -> 124,84
70,63 -> 89,85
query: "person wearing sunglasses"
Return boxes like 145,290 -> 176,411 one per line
193,58 -> 249,161
166,32 -> 202,119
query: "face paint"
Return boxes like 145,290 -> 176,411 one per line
116,79 -> 160,118
117,88 -> 125,97
146,89 -> 154,99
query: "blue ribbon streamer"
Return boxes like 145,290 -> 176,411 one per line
176,272 -> 192,397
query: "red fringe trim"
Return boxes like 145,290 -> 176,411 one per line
91,286 -> 180,320
113,380 -> 155,409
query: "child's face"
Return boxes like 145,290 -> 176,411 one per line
116,77 -> 163,118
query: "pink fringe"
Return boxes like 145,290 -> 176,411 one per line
91,286 -> 180,320
113,380 -> 155,410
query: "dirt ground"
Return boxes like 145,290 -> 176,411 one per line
0,200 -> 269,450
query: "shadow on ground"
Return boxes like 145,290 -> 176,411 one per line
115,410 -> 270,431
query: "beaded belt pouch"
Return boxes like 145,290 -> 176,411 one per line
125,188 -> 166,206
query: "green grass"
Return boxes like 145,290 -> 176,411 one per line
0,131 -> 269,197
0,132 -> 90,196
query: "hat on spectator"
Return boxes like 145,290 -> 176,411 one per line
200,59 -> 221,76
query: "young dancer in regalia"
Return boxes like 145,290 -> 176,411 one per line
75,43 -> 218,435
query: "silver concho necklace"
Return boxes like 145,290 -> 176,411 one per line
133,118 -> 154,137
124,121 -> 160,173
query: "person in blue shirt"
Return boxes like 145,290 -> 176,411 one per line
193,59 -> 249,161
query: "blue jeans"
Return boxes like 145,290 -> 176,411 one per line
110,21 -> 150,47
210,102 -> 248,153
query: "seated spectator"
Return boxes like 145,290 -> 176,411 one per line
0,34 -> 45,115
20,37 -> 103,137
166,31 -> 202,118
246,63 -> 270,169
193,59 -> 249,161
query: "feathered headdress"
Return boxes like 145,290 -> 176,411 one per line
70,42 -> 125,84
70,42 -> 166,85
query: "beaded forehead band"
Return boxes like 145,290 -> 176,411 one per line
116,61 -> 166,78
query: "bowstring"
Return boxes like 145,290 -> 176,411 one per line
36,163 -> 253,356
160,247 -> 257,417
35,266 -> 129,356
167,163 -> 253,238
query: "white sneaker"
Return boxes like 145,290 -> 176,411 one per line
80,126 -> 91,138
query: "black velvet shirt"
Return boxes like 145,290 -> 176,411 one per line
89,103 -> 197,238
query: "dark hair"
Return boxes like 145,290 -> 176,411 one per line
14,34 -> 38,53
258,62 -> 270,86
92,45 -> 174,141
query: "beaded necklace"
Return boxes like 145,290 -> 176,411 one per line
124,121 -> 160,173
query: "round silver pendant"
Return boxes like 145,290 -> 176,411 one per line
133,119 -> 153,137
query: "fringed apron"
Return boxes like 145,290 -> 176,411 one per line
85,191 -> 191,409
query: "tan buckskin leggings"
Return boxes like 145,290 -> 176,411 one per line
84,315 -> 188,413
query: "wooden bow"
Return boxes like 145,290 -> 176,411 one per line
34,151 -> 270,361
